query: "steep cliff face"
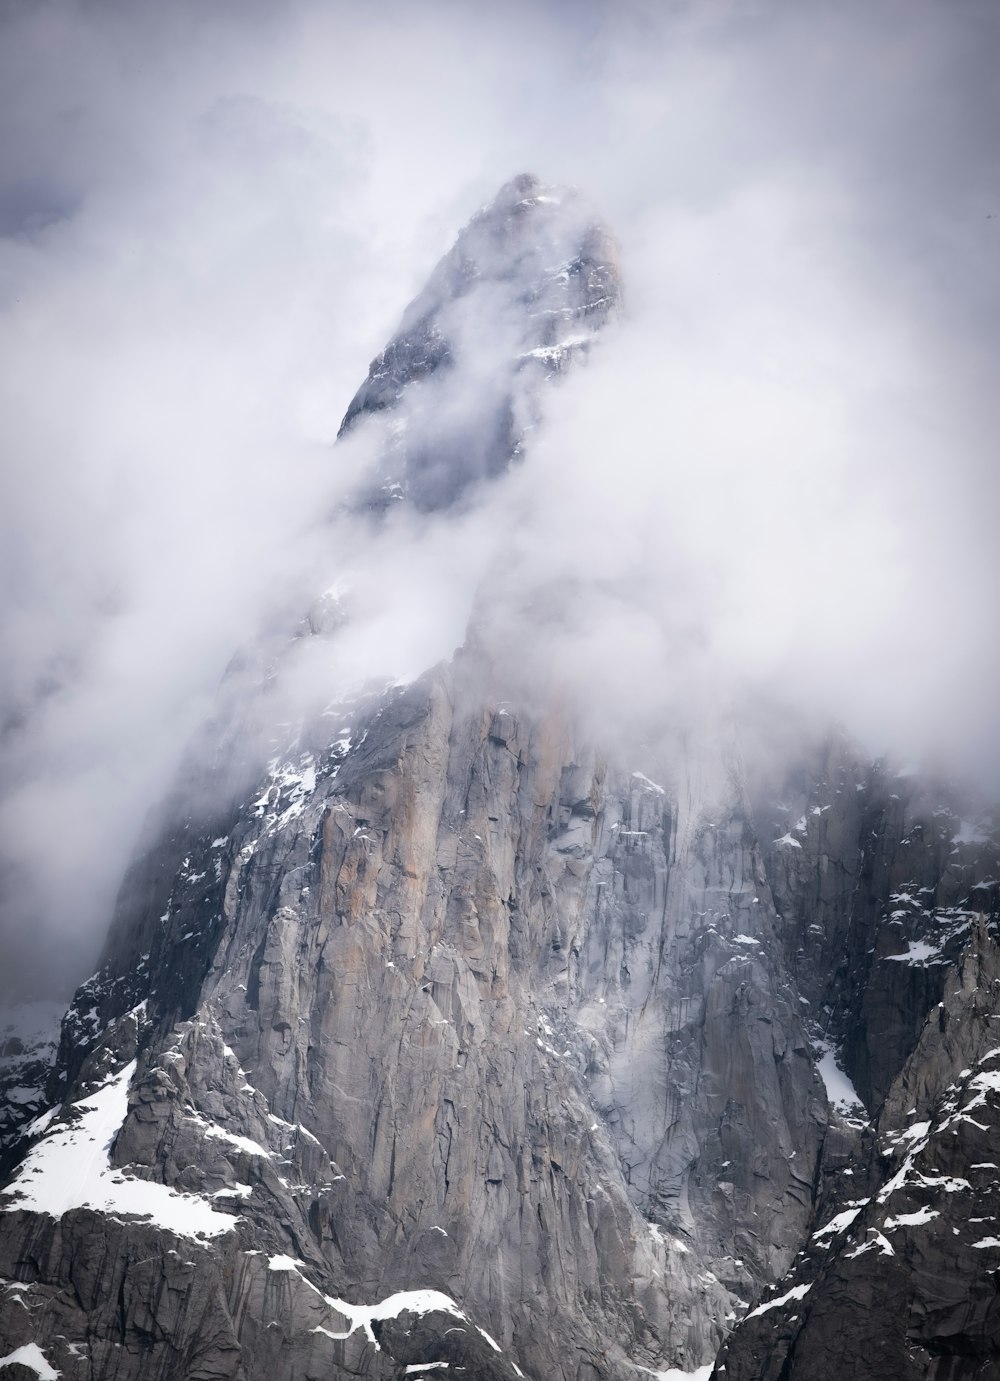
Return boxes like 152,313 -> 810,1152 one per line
757,742 -> 998,1115
1,178 -> 998,1381
714,759 -> 1000,1381
713,921 -> 1000,1381
0,664 -> 824,1379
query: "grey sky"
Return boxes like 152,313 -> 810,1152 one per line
1,0 -> 998,996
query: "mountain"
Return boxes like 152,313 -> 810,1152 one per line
0,1003 -> 64,1173
0,176 -> 998,1381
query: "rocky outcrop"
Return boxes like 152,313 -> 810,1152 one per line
757,740 -> 998,1113
713,920 -> 1000,1381
712,751 -> 1000,1380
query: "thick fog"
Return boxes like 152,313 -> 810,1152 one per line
2,0 -> 998,998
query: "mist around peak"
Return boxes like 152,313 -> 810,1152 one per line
1,0 -> 998,999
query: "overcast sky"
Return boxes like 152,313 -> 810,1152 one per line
1,0 -> 999,997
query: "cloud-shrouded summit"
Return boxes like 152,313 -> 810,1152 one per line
1,0 -> 999,1000
338,171 -> 621,511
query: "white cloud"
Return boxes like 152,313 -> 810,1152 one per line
1,0 -> 998,994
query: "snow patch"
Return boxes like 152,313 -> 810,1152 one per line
745,1283 -> 811,1319
24,1108 -> 59,1139
2,1062 -> 236,1238
636,1368 -> 713,1381
0,1343 -> 59,1380
884,939 -> 945,965
250,754 -> 318,834
815,1043 -> 866,1115
191,1115 -> 272,1159
845,1229 -> 895,1259
270,1256 -> 508,1363
309,1287 -> 465,1350
812,1206 -> 864,1241
647,1222 -> 691,1256
884,1205 -> 939,1229
966,1068 -> 1000,1111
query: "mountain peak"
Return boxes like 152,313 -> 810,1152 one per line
339,173 -> 620,511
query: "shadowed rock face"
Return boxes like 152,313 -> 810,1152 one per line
0,178 -> 998,1381
712,923 -> 1000,1381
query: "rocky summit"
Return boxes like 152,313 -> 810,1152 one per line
1,177 -> 998,1381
